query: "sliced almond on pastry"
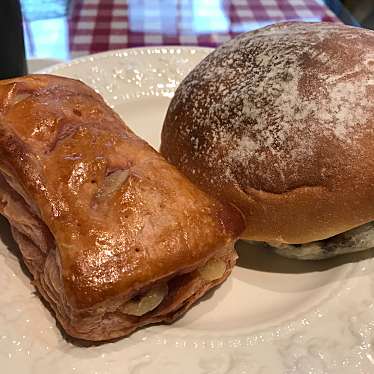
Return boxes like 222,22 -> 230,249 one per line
199,258 -> 226,282
122,283 -> 168,316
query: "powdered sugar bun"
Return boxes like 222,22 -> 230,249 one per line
161,22 -> 374,244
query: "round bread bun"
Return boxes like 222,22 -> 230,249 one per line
160,22 -> 374,245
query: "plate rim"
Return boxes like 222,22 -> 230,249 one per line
39,46 -> 215,74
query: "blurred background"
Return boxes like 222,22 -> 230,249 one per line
13,0 -> 374,63
342,0 -> 374,28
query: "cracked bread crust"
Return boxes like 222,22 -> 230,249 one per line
161,22 -> 374,243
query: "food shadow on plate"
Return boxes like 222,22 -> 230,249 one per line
233,239 -> 374,295
236,239 -> 374,273
0,215 -> 32,280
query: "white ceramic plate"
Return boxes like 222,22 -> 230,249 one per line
1,47 -> 374,373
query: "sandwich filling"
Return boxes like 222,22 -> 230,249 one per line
268,222 -> 374,260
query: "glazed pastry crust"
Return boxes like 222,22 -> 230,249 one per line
0,74 -> 243,341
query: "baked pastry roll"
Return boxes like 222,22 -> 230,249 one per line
0,75 -> 243,341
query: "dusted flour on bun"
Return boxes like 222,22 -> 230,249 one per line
161,22 -> 374,259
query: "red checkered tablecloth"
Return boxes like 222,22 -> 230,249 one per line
69,0 -> 338,57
